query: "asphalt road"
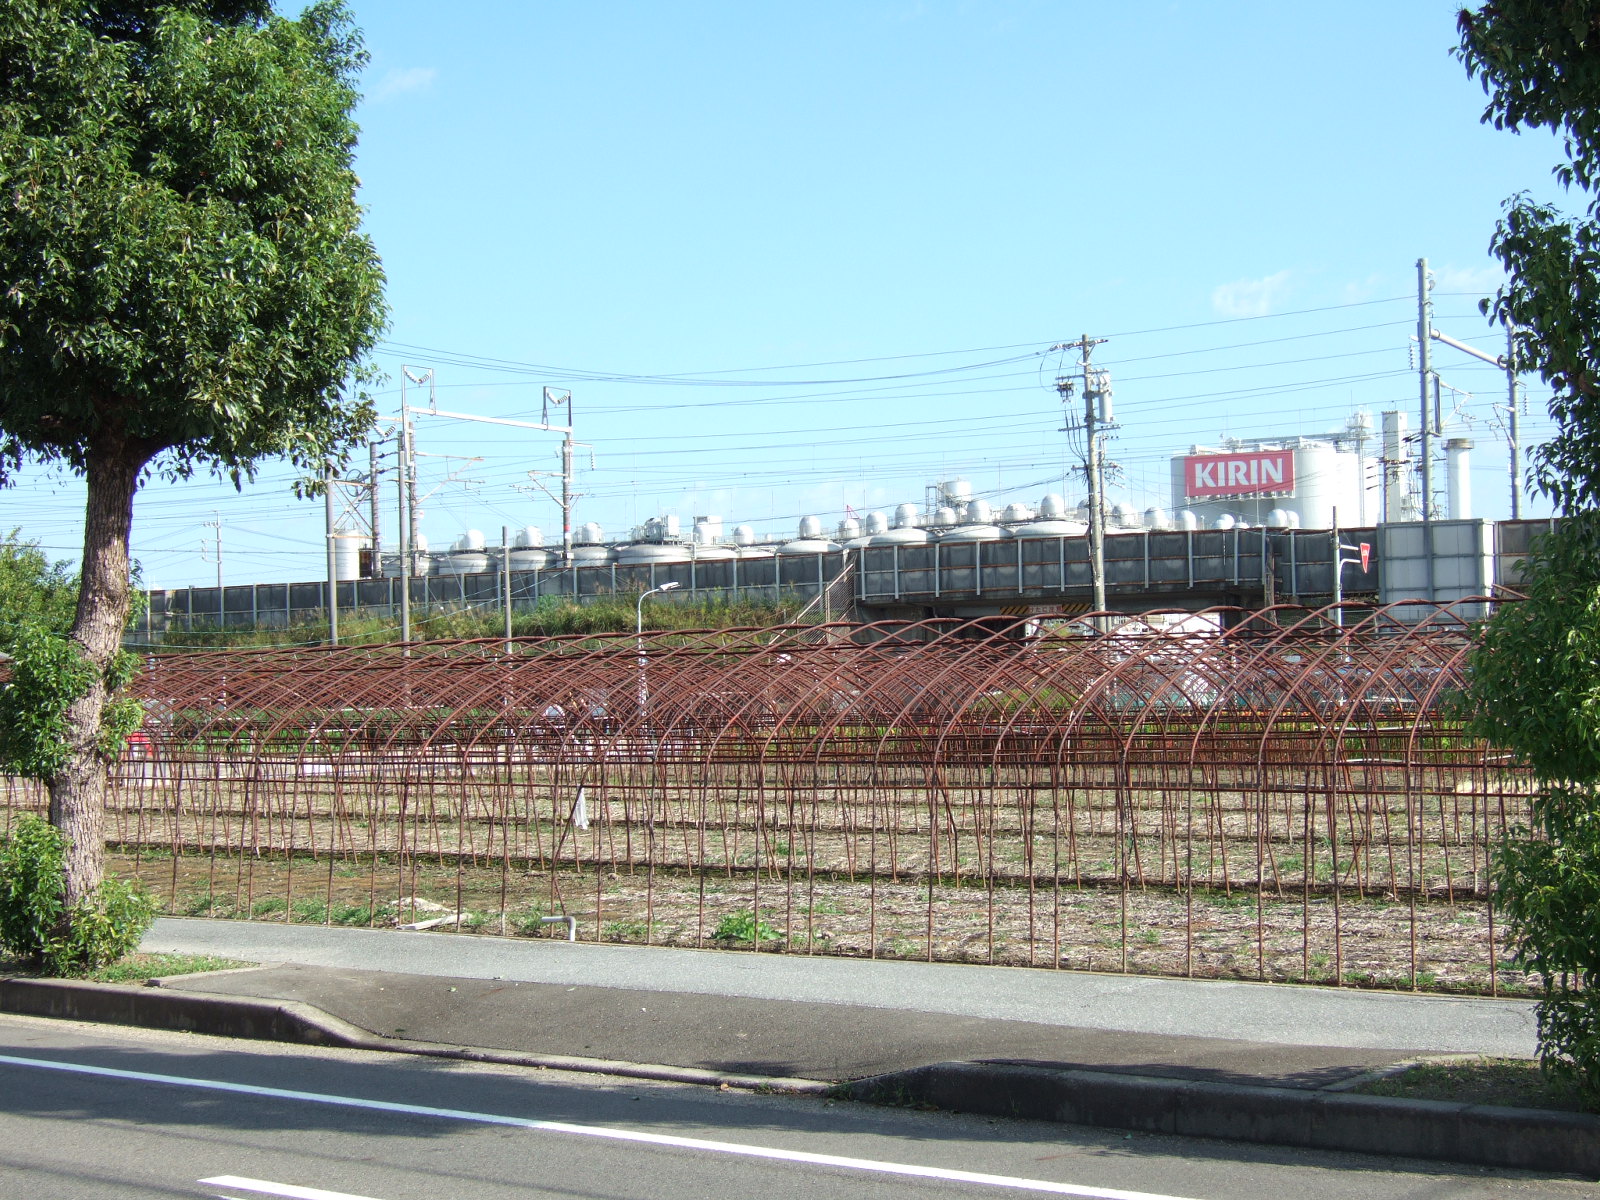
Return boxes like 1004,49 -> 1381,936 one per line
0,1014 -> 1585,1200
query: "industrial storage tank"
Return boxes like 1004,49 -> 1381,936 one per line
1170,433 -> 1374,529
893,502 -> 921,529
440,530 -> 491,576
779,516 -> 841,555
1143,507 -> 1171,531
617,542 -> 692,565
508,526 -> 549,570
332,531 -> 363,581
870,525 -> 931,546
381,533 -> 432,576
1038,493 -> 1068,519
1009,518 -> 1086,538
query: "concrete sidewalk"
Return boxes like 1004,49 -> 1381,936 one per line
141,917 -> 1539,1061
5,916 -> 1590,1176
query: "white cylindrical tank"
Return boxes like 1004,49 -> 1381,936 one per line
1213,514 -> 1236,531
441,536 -> 490,576
1446,437 -> 1474,519
1177,510 -> 1199,531
576,522 -> 604,544
569,544 -> 614,565
1143,507 -> 1171,531
1038,493 -> 1067,519
693,515 -> 722,544
1265,508 -> 1292,529
797,515 -> 824,540
1110,503 -> 1138,528
945,479 -> 973,506
509,526 -> 548,570
836,517 -> 862,542
893,502 -> 920,529
732,524 -> 757,546
332,531 -> 362,581
1001,503 -> 1032,524
933,506 -> 959,527
863,510 -> 889,535
964,498 -> 992,525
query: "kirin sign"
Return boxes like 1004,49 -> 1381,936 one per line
1183,450 -> 1295,498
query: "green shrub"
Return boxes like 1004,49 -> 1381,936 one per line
712,910 -> 780,945
0,816 -> 154,976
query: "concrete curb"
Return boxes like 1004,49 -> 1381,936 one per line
0,977 -> 828,1097
845,1061 -> 1600,1176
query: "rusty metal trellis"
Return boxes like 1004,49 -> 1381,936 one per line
0,600 -> 1531,992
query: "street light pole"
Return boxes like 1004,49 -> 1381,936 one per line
636,581 -> 681,722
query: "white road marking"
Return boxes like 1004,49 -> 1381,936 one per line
0,1052 -> 1200,1200
202,1177 -> 387,1200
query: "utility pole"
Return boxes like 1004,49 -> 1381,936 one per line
1416,259 -> 1435,601
396,417 -> 412,643
368,439 -> 382,572
561,429 -> 575,564
202,510 -> 223,628
325,463 -> 339,646
501,524 -> 513,654
1506,324 -> 1522,519
1057,335 -> 1112,619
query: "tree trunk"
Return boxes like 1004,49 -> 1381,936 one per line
48,434 -> 148,908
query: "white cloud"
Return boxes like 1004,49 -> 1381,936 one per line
1211,270 -> 1292,318
370,66 -> 437,103
1341,273 -> 1387,304
1432,264 -> 1505,297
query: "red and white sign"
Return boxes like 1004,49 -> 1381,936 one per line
1183,450 -> 1295,498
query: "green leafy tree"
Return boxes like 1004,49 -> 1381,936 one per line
1459,1 -> 1600,1102
0,531 -> 78,643
0,0 -> 386,918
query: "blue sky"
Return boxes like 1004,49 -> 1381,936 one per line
8,1 -> 1569,586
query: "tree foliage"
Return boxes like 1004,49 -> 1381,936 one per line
1459,1 -> 1600,1104
0,0 -> 386,488
0,531 -> 78,643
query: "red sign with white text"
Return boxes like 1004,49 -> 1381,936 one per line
1183,450 -> 1295,498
